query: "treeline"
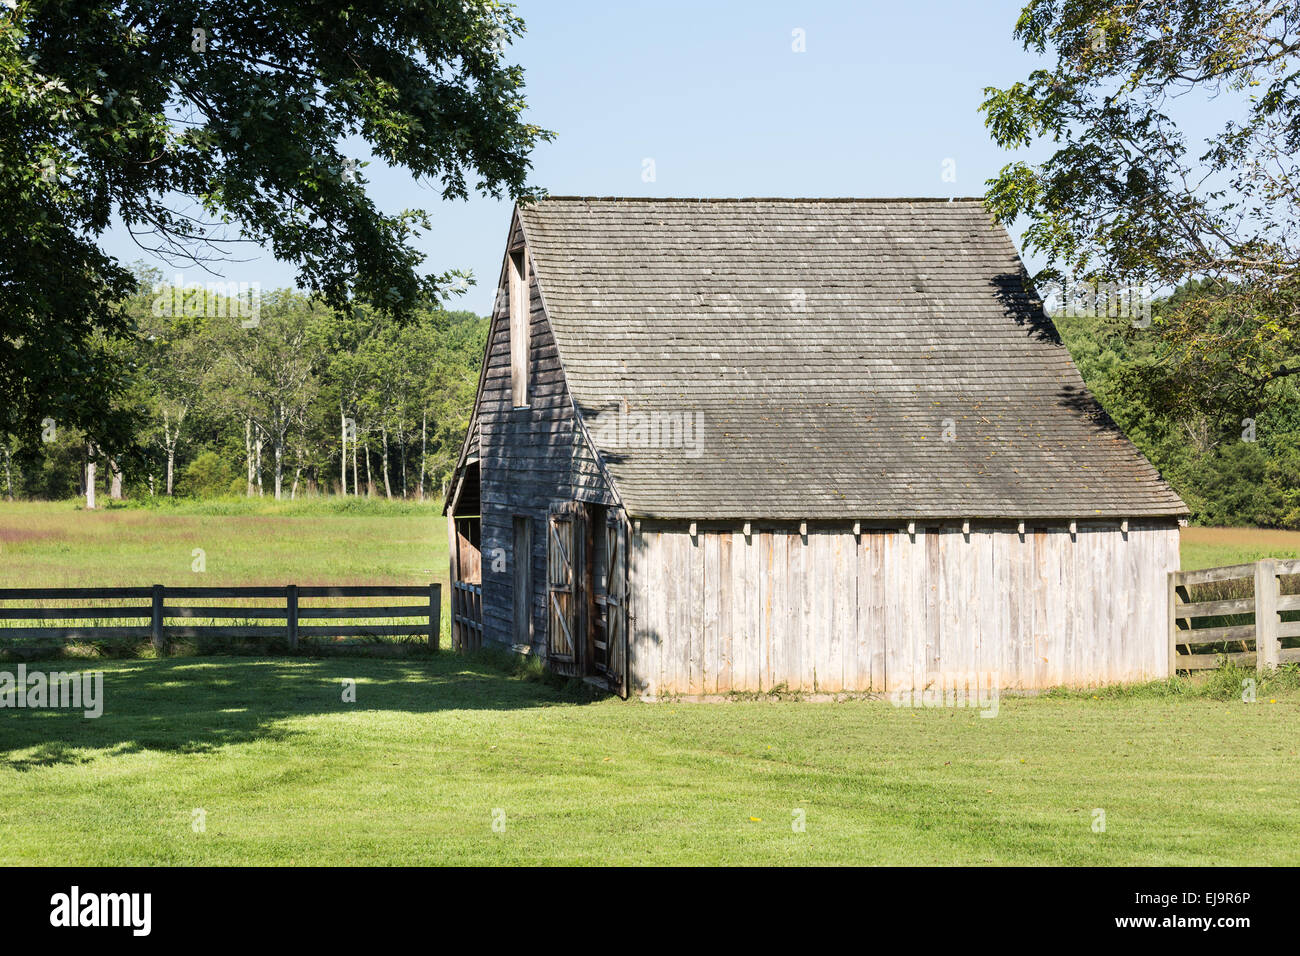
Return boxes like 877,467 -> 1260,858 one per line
0,269 -> 487,503
1056,283 -> 1300,529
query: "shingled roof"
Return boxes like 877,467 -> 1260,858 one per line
517,197 -> 1188,521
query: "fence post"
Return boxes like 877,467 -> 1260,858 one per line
1167,571 -> 1178,678
1255,559 -> 1280,671
151,584 -> 165,654
286,584 -> 299,651
429,583 -> 441,651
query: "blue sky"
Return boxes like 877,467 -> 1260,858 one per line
103,0 -> 1069,315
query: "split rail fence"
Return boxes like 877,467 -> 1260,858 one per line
1169,558 -> 1300,673
0,584 -> 441,651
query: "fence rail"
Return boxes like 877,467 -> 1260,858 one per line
0,583 -> 441,651
1170,558 -> 1300,673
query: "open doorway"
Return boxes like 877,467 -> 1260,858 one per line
448,459 -> 482,650
546,500 -> 627,695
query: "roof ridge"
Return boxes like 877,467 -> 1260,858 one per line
527,195 -> 987,204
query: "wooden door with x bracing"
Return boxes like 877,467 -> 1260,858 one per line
546,501 -> 582,677
585,506 -> 628,697
597,511 -> 628,697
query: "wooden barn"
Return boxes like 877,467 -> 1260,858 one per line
445,197 -> 1188,698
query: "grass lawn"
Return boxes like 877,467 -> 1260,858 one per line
1,503 -> 1298,865
0,655 -> 1296,865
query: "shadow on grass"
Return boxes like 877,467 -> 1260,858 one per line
0,650 -> 606,771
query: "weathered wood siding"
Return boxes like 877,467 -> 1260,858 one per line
478,213 -> 614,654
628,522 -> 1180,696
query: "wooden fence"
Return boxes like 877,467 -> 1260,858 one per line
451,581 -> 483,652
1169,559 -> 1300,672
0,584 -> 441,651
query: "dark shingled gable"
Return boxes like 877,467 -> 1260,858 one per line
516,197 -> 1188,521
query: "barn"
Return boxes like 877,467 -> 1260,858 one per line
445,197 -> 1188,698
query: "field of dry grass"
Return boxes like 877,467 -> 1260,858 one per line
0,499 -> 450,653
1179,525 -> 1300,570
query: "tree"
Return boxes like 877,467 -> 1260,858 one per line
215,292 -> 324,500
319,305 -> 386,496
133,280 -> 224,495
0,1 -> 549,445
1055,280 -> 1300,528
981,1 -> 1299,419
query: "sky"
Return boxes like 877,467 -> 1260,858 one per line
97,0 -> 1123,316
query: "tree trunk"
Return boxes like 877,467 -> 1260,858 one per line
340,407 -> 348,496
352,432 -> 360,497
364,438 -> 373,497
381,427 -> 392,500
245,418 -> 255,496
1,446 -> 14,501
419,411 -> 427,502
85,442 -> 97,510
109,456 -> 123,500
399,428 -> 407,499
163,409 -> 175,496
255,435 -> 264,497
273,434 -> 283,500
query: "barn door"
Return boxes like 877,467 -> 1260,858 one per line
602,514 -> 628,697
547,502 -> 580,665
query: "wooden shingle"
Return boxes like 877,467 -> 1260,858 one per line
517,197 -> 1188,521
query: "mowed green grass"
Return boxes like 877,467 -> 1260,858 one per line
0,656 -> 1297,865
0,504 -> 1298,865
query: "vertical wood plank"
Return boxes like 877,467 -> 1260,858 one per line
743,529 -> 758,692
1167,568 -> 1179,680
640,530 -> 658,696
883,532 -> 906,692
1075,528 -> 1094,687
287,584 -> 300,651
1040,530 -> 1061,687
670,532 -> 687,695
769,532 -> 786,691
974,529 -> 994,684
1017,530 -> 1035,689
688,532 -> 703,694
789,531 -> 807,692
811,532 -> 833,692
151,584 -> 165,654
703,532 -> 720,693
944,529 -> 962,684
854,531 -> 871,692
1163,528 -> 1180,678
1256,558 -> 1280,671
733,531 -> 748,692
874,532 -> 889,692
831,532 -> 852,694
1005,534 -> 1020,688
761,531 -> 775,691
924,529 -> 941,689
719,532 -> 733,694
